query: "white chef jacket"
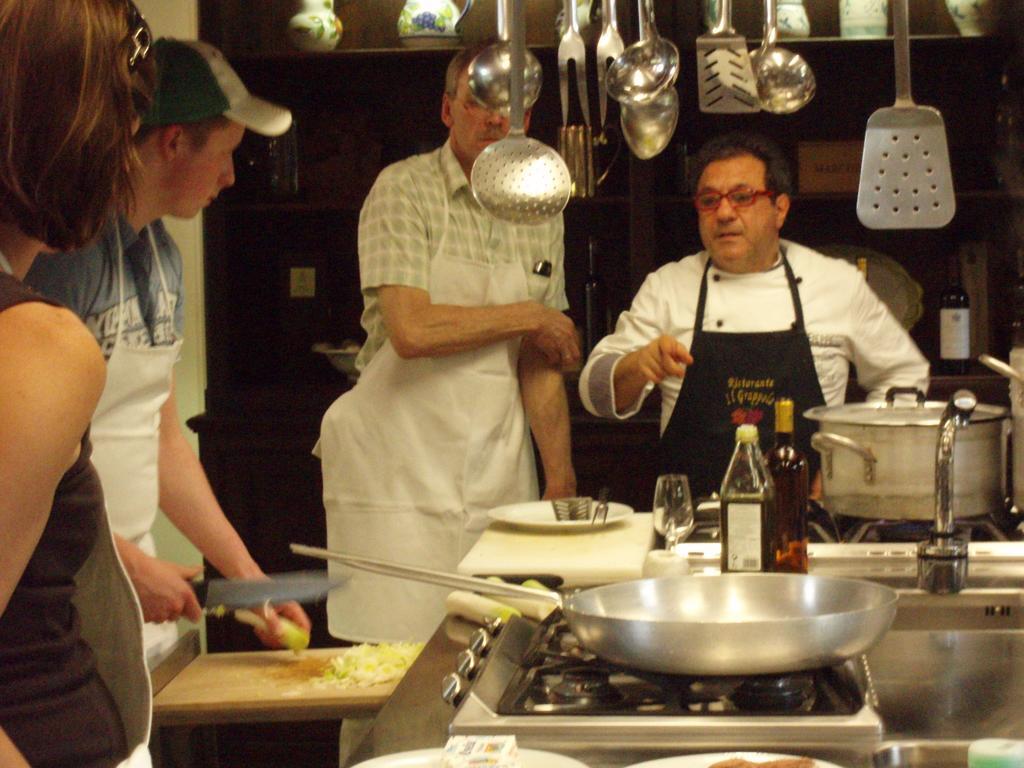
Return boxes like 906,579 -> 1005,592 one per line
579,240 -> 930,433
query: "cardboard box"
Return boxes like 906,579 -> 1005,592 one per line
797,141 -> 864,193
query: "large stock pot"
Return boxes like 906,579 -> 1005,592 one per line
804,388 -> 1008,520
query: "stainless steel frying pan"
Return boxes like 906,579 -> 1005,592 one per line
290,544 -> 897,676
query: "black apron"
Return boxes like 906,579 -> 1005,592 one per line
658,251 -> 826,499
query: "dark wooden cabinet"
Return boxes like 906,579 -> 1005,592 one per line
193,0 -> 1022,630
189,5 -> 1019,762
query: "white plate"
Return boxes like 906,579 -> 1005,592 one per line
487,501 -> 634,531
352,747 -> 590,768
623,752 -> 848,768
819,244 -> 924,330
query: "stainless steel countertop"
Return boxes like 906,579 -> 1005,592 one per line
345,620 -> 1024,768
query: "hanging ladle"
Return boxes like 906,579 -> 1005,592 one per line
471,0 -> 571,224
620,84 -> 679,160
606,0 -> 680,106
468,0 -> 542,112
751,0 -> 815,114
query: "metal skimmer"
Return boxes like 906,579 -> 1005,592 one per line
856,0 -> 955,229
472,0 -> 570,225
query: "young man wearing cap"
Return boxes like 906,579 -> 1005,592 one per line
27,38 -> 311,658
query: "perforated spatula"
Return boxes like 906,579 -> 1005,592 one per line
856,0 -> 955,229
696,0 -> 759,113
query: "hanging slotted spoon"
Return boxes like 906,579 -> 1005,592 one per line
471,0 -> 571,225
696,0 -> 759,113
856,0 -> 955,229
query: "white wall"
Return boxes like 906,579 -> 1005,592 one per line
135,0 -> 205,584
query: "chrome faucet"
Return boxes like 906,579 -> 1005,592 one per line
918,389 -> 977,594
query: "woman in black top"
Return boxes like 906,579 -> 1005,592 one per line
0,1 -> 157,765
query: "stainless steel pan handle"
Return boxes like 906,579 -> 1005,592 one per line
811,431 -> 877,483
289,544 -> 562,606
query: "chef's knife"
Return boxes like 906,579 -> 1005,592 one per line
193,570 -> 345,612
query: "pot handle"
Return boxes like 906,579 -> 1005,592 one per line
884,386 -> 926,407
810,432 -> 877,484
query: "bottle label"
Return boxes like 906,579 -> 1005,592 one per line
940,308 -> 970,360
725,502 -> 763,571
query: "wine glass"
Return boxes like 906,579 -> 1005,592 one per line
653,474 -> 694,551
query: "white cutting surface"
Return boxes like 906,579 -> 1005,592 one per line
458,512 -> 655,587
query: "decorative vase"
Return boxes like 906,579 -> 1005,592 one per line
945,0 -> 996,36
287,1 -> 343,52
839,0 -> 888,38
777,0 -> 811,38
703,0 -> 720,31
556,0 -> 595,36
397,0 -> 474,47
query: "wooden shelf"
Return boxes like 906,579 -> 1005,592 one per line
222,34 -> 1007,63
223,189 -> 1023,214
567,195 -> 630,206
654,190 -> 1024,205
223,198 -> 364,213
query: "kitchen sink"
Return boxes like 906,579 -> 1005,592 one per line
872,740 -> 968,768
891,589 -> 1024,630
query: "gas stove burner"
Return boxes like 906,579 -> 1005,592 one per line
461,616 -> 883,746
680,677 -> 739,704
732,672 -> 817,712
494,617 -> 866,719
546,667 -> 624,709
839,514 -> 1012,543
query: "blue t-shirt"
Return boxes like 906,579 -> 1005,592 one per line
26,216 -> 185,357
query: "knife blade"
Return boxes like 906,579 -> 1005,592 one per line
193,570 -> 345,612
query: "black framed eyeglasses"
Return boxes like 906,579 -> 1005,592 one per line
124,0 -> 152,73
693,187 -> 776,213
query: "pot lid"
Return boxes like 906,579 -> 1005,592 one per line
804,400 -> 1007,426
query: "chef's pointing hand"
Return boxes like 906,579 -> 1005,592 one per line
612,335 -> 694,413
636,335 -> 693,383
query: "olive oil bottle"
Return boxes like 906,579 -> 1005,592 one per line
765,399 -> 809,573
720,424 -> 774,573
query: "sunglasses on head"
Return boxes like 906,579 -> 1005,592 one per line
124,0 -> 152,73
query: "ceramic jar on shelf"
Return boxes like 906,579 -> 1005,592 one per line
397,0 -> 474,47
287,0 -> 343,52
777,0 -> 811,38
945,0 -> 996,36
839,0 -> 888,38
556,0 -> 595,35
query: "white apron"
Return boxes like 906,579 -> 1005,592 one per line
88,225 -> 183,660
317,179 -> 538,643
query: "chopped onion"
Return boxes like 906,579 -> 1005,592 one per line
317,642 -> 424,688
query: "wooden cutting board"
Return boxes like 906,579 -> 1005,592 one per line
152,646 -> 397,726
457,512 -> 655,587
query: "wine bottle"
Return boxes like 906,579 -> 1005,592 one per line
765,398 -> 809,574
720,424 -> 775,573
939,255 -> 970,375
583,237 -> 610,357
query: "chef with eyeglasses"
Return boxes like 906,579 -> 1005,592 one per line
578,130 -> 929,499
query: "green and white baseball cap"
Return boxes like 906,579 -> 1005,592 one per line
141,38 -> 292,137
